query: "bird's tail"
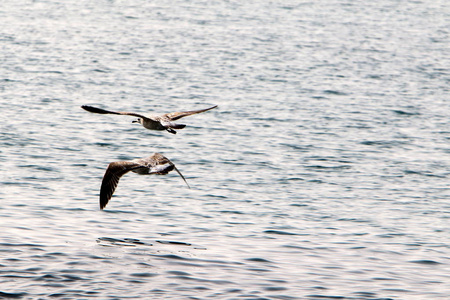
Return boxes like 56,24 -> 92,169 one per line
168,123 -> 186,129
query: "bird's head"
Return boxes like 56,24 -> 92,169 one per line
132,118 -> 142,124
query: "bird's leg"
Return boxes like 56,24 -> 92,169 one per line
166,128 -> 177,134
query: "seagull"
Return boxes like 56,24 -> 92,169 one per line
81,104 -> 218,134
99,153 -> 190,210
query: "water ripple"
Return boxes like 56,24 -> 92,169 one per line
1,0 -> 449,299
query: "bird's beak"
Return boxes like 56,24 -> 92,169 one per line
132,120 -> 138,123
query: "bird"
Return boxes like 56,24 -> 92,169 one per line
99,153 -> 190,210
81,104 -> 218,134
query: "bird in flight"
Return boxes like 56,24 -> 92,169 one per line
99,153 -> 190,210
81,104 -> 217,134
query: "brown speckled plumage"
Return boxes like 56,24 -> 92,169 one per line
99,153 -> 189,210
81,104 -> 217,134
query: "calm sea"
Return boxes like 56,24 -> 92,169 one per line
1,0 -> 449,299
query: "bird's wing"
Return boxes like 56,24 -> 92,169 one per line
148,153 -> 190,188
100,161 -> 141,210
173,166 -> 190,188
147,153 -> 174,174
162,105 -> 218,121
81,105 -> 148,119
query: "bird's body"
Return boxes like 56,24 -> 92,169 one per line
99,153 -> 189,209
81,104 -> 217,134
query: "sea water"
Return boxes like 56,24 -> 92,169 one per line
1,0 -> 449,299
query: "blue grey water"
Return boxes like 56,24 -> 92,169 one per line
1,0 -> 449,299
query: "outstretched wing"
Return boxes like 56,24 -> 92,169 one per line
163,105 -> 218,121
147,153 -> 174,174
173,166 -> 190,188
100,161 -> 141,210
148,153 -> 190,188
81,105 -> 148,119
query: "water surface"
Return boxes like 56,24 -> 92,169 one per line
1,0 -> 449,299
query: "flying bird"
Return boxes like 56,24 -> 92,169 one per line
99,153 -> 190,210
81,104 -> 217,134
